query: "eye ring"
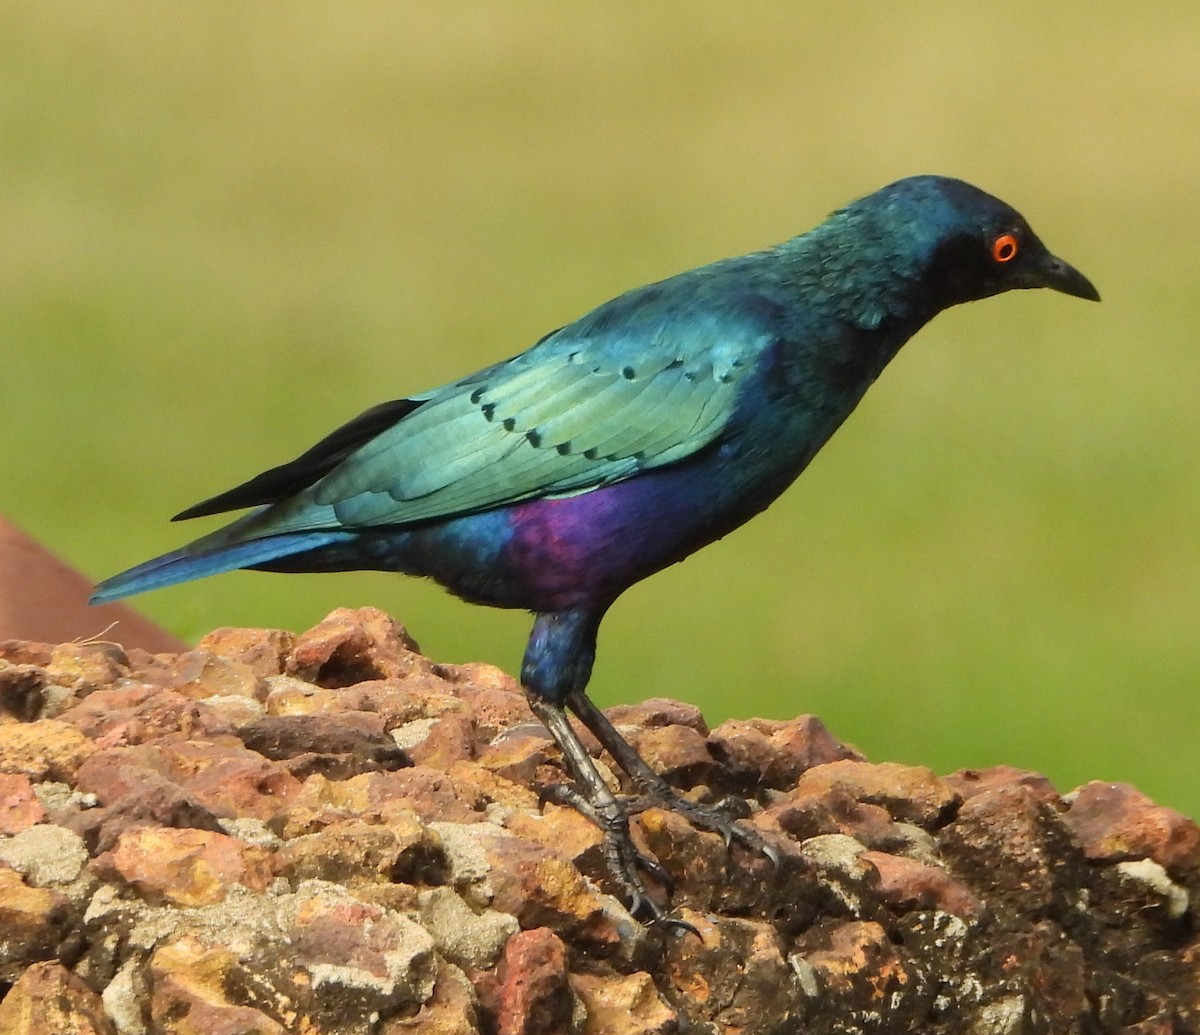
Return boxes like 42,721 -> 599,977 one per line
992,233 -> 1019,263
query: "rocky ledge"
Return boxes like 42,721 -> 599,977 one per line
0,606 -> 1196,1034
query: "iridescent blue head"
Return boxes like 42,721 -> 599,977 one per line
880,175 -> 1098,302
791,174 -> 1099,328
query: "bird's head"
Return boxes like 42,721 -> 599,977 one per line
859,175 -> 1101,312
795,176 -> 1101,329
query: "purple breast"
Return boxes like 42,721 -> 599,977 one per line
503,465 -> 725,611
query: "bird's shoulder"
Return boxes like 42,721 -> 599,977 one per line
495,253 -> 797,370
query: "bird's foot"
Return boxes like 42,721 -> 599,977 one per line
539,783 -> 700,937
627,786 -> 784,868
560,690 -> 782,869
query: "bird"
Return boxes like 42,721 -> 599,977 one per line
92,175 -> 1099,928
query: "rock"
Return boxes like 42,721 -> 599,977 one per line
0,662 -> 47,721
147,935 -> 289,1035
663,914 -> 798,1031
0,959 -> 115,1035
0,607 -> 1197,1034
707,714 -> 862,789
564,970 -> 672,1035
260,673 -> 334,716
446,759 -> 542,815
380,961 -> 480,1034
0,642 -> 52,667
569,970 -> 677,1034
31,781 -> 98,822
45,642 -> 130,697
480,927 -> 576,1035
162,648 -> 267,706
73,738 -> 303,835
366,766 -> 491,825
760,781 -> 900,849
0,773 -> 46,834
940,783 -> 1088,919
633,805 -> 793,919
0,868 -> 71,983
66,766 -> 224,855
622,723 -> 721,787
284,884 -> 439,1017
604,697 -> 709,734
196,626 -> 295,678
463,685 -> 536,742
796,920 -> 925,1028
502,802 -> 604,870
792,759 -> 960,827
481,830 -> 619,947
435,660 -> 522,694
476,731 -> 559,787
407,712 -> 477,770
943,764 -> 1062,805
286,606 -> 426,685
859,849 -> 984,919
93,826 -> 274,906
796,832 -> 880,919
0,719 -> 96,781
1064,781 -> 1200,876
146,739 -> 303,820
236,712 -> 409,777
285,676 -> 466,726
273,813 -> 446,887
418,885 -> 519,970
239,710 -> 396,756
0,823 -> 89,886
277,770 -> 471,840
56,685 -> 232,747
1114,858 -> 1189,922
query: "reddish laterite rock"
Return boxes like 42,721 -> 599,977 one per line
0,606 -> 1195,1034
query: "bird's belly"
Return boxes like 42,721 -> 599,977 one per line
396,455 -> 787,612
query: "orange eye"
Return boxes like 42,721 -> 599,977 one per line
992,233 -> 1019,263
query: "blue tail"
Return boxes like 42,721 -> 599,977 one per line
90,531 -> 350,604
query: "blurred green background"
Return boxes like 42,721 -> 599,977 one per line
3,5 -> 1197,817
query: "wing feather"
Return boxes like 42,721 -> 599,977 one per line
206,286 -> 782,535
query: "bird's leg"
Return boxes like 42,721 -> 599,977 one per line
525,693 -> 689,928
565,689 -> 782,866
522,609 -> 697,932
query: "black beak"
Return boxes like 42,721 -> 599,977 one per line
1032,252 -> 1101,302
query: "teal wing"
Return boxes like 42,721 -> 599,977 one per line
192,275 -> 782,537
307,316 -> 766,528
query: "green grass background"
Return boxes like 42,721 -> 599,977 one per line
3,5 -> 1198,817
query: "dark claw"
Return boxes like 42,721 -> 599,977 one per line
625,888 -> 646,919
723,816 -> 781,864
620,870 -> 701,940
651,914 -> 703,940
634,848 -> 675,891
759,838 -> 784,869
